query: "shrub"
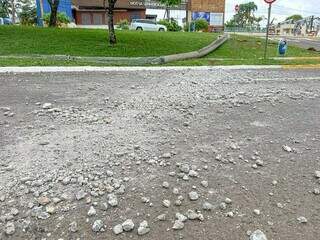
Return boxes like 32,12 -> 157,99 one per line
43,12 -> 70,27
19,4 -> 37,25
118,19 -> 129,30
158,19 -> 182,32
194,19 -> 208,31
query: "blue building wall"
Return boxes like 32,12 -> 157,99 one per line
36,0 -> 73,26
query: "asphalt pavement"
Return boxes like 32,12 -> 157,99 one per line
273,36 -> 320,51
1,67 -> 320,239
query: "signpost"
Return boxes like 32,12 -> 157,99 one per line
264,0 -> 276,59
233,4 -> 239,36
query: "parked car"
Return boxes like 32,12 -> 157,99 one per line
130,19 -> 167,32
0,18 -> 13,25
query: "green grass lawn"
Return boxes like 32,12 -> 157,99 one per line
0,25 -> 216,57
172,34 -> 320,66
0,26 -> 319,66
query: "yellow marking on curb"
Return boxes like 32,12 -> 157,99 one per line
282,64 -> 320,69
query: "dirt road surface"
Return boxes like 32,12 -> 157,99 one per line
0,68 -> 320,240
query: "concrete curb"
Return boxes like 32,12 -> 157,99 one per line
0,65 -> 283,73
0,34 -> 229,66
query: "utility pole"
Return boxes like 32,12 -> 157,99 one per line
39,0 -> 44,26
263,0 -> 276,60
310,15 -> 314,33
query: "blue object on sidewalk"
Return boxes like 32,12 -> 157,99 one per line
278,39 -> 288,56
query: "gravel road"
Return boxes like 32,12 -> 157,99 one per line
0,68 -> 320,240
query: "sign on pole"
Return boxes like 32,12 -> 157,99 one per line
264,0 -> 277,59
235,4 -> 239,13
264,0 -> 276,4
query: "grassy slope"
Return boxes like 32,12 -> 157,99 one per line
172,35 -> 320,65
0,26 -> 216,57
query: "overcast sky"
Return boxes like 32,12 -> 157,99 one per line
225,0 -> 319,25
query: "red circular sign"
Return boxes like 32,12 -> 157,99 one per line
235,4 -> 240,12
264,0 -> 276,4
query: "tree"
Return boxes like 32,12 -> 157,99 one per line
228,2 -> 261,28
18,0 -> 36,25
159,0 -> 181,20
286,14 -> 303,22
0,0 -> 20,22
0,0 -> 10,18
105,0 -> 117,45
47,0 -> 59,27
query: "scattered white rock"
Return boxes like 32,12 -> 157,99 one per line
5,222 -> 15,235
226,211 -> 234,218
113,224 -> 123,235
256,160 -> 264,166
92,219 -> 104,232
162,181 -> 169,188
137,220 -> 150,235
186,209 -> 200,220
162,153 -> 171,159
172,220 -> 184,230
253,209 -> 261,215
297,216 -> 308,224
176,213 -> 187,222
42,103 -> 52,109
87,206 -> 97,216
179,163 -> 190,173
69,221 -> 78,233
220,202 -> 227,210
188,191 -> 199,201
282,145 -> 292,152
201,180 -> 208,188
122,219 -> 135,231
163,199 -> 171,208
108,194 -> 118,207
202,202 -> 213,211
249,230 -> 268,240
157,214 -> 166,221
188,170 -> 198,177
75,190 -> 87,200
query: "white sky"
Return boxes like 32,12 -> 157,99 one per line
225,0 -> 320,25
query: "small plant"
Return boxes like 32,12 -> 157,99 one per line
158,19 -> 182,32
43,12 -> 70,27
118,19 -> 129,30
194,19 -> 208,31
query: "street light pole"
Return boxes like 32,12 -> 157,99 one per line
264,3 -> 271,60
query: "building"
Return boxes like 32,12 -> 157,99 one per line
72,0 -> 145,25
144,0 -> 188,26
37,0 -> 225,29
145,0 -> 225,30
188,0 -> 225,31
275,19 -> 295,35
294,16 -> 320,37
36,0 -> 73,26
275,16 -> 320,37
37,0 -> 145,26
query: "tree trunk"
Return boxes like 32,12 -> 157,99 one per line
48,0 -> 60,27
11,0 -> 16,24
107,0 -> 116,45
165,7 -> 170,21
